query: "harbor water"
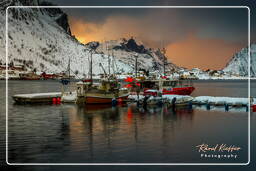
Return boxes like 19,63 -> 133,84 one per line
0,80 -> 255,165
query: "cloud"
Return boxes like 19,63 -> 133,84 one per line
69,15 -> 143,42
69,10 -> 193,47
68,8 -> 247,69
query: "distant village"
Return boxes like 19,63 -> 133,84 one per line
0,62 -> 244,80
0,63 -> 73,80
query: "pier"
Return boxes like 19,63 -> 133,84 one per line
128,94 -> 255,112
12,92 -> 61,103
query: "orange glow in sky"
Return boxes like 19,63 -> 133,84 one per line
165,33 -> 243,70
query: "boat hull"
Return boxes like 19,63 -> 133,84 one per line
85,94 -> 129,104
143,87 -> 195,96
162,87 -> 195,95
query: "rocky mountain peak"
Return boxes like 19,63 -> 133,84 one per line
39,1 -> 71,35
223,43 -> 256,77
113,37 -> 149,54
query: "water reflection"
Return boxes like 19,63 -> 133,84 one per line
8,102 -> 249,163
67,104 -> 195,132
58,104 -> 195,162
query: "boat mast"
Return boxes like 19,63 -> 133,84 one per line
90,50 -> 93,83
112,49 -> 116,76
162,47 -> 166,76
99,63 -> 107,77
135,53 -> 138,78
68,57 -> 71,79
107,42 -> 111,76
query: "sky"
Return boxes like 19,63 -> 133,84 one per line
47,0 -> 255,70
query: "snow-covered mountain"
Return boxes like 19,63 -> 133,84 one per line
223,44 -> 256,77
85,38 -> 180,74
3,0 -> 252,79
0,0 -> 178,78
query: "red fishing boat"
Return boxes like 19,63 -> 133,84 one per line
125,77 -> 195,96
124,46 -> 195,97
160,79 -> 195,95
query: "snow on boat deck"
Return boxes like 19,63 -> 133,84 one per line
13,92 -> 61,99
12,92 -> 61,103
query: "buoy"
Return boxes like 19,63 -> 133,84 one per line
253,105 -> 256,112
57,97 -> 61,104
52,97 -> 56,102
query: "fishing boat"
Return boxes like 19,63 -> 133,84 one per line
160,78 -> 195,95
125,47 -> 195,96
142,78 -> 195,96
125,75 -> 195,96
74,77 -> 129,105
74,50 -> 129,104
81,79 -> 129,104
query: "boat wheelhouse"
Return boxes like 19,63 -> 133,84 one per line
75,79 -> 129,104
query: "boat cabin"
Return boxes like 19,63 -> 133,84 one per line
138,79 -> 193,90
